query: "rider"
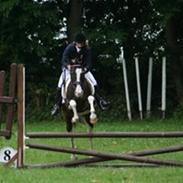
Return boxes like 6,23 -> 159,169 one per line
51,32 -> 110,116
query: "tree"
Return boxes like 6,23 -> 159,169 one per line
164,2 -> 183,106
67,0 -> 83,41
1,0 -> 183,116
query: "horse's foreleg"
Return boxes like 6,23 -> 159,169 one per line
88,95 -> 97,124
69,99 -> 79,123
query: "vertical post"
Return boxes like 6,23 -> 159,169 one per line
121,47 -> 132,120
0,71 -> 5,126
134,57 -> 143,119
5,63 -> 17,139
17,64 -> 25,168
161,57 -> 166,119
146,57 -> 153,118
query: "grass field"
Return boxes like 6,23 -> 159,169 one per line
0,117 -> 183,183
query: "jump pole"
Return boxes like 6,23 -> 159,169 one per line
26,143 -> 183,166
134,57 -> 143,119
121,47 -> 132,120
26,131 -> 183,138
161,57 -> 166,119
25,143 -> 183,168
146,57 -> 153,118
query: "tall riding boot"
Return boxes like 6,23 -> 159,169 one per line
94,86 -> 110,110
51,88 -> 62,116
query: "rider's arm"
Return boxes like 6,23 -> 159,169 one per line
61,44 -> 74,69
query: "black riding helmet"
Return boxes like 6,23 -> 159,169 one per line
74,32 -> 86,43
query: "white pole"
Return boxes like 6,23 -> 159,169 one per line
121,47 -> 132,121
134,57 -> 143,119
161,57 -> 166,119
146,57 -> 153,118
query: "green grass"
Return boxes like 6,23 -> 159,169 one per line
0,118 -> 183,183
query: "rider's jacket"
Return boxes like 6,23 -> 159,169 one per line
61,42 -> 92,71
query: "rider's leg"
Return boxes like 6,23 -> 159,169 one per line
51,87 -> 62,116
94,85 -> 110,110
85,71 -> 110,110
51,72 -> 64,116
51,69 -> 70,116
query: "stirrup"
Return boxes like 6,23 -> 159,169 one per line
99,100 -> 110,110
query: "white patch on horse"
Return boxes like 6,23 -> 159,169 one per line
69,99 -> 79,123
61,77 -> 71,104
75,68 -> 83,97
88,95 -> 97,124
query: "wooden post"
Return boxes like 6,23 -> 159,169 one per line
17,64 -> 25,168
0,71 -> 5,126
5,63 -> 17,139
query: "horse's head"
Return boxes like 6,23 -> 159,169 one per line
69,65 -> 85,98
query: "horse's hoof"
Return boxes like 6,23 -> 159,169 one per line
90,118 -> 97,124
90,113 -> 97,124
72,117 -> 79,123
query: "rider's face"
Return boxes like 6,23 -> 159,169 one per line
75,42 -> 85,49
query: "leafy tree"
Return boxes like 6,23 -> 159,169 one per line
0,0 -> 183,117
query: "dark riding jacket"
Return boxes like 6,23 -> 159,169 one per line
61,42 -> 92,71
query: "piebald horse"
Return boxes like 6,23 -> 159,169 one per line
62,65 -> 97,157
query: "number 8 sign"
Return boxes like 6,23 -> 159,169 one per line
0,147 -> 17,163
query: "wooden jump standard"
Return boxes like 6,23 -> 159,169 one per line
0,64 -> 17,139
0,64 -> 25,168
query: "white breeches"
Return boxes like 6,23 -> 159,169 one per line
57,69 -> 97,88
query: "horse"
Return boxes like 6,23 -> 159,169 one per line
61,64 -> 97,157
